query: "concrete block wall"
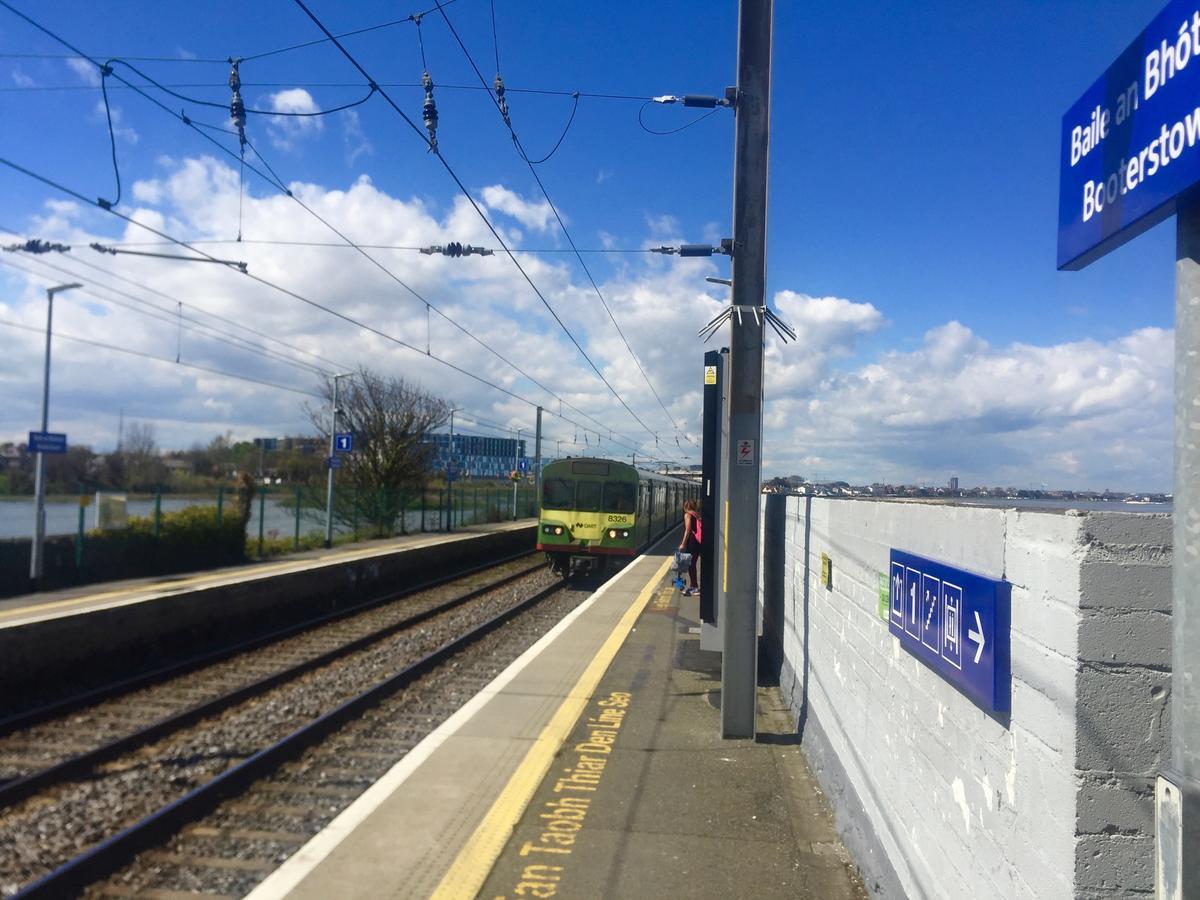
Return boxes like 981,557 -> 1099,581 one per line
765,496 -> 1171,898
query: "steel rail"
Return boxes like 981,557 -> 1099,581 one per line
0,558 -> 545,810
0,548 -> 538,736
13,577 -> 569,899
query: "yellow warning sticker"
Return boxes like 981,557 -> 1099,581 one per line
704,365 -> 717,385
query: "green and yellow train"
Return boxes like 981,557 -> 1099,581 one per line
537,457 -> 699,576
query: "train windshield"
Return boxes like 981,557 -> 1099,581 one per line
603,481 -> 636,514
575,480 -> 602,512
542,478 -> 574,510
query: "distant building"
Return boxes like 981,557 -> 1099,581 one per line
949,476 -> 959,491
426,433 -> 527,479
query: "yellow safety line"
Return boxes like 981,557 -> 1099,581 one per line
430,555 -> 672,900
0,529 -> 499,623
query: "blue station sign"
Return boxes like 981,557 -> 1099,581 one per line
888,549 -> 1011,715
334,432 -> 354,453
28,431 -> 67,454
1059,0 -> 1200,269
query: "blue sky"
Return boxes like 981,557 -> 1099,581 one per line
0,0 -> 1179,490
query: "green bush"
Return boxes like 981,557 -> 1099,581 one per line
0,503 -> 247,597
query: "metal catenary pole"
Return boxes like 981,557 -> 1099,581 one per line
721,0 -> 773,740
534,406 -> 543,519
512,428 -> 521,520
30,282 -> 81,584
324,373 -> 351,549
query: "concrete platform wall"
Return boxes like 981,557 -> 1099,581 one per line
761,496 -> 1171,898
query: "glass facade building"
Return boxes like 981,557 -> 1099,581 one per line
425,433 -> 528,479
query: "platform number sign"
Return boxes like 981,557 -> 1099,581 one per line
334,432 -> 354,453
888,549 -> 1010,715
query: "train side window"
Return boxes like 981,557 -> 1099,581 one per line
603,481 -> 636,513
543,477 -> 574,510
576,480 -> 602,512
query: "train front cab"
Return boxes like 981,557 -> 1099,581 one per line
538,459 -> 639,576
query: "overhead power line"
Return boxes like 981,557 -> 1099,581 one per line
433,0 -> 696,448
5,239 -> 350,373
0,80 -> 655,101
0,4 -> 662,456
99,239 -> 656,254
0,156 -> 686,462
0,318 -> 322,398
0,254 -> 337,378
290,0 -> 665,448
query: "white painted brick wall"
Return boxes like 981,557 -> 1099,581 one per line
767,496 -> 1171,899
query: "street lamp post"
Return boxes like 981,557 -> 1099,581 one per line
30,282 -> 82,585
324,372 -> 353,549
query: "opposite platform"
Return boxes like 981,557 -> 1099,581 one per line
249,540 -> 865,899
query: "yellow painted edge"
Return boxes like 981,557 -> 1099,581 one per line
430,555 -> 673,900
722,499 -> 730,593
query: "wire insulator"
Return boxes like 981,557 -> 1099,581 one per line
229,60 -> 247,147
422,71 -> 438,152
494,73 -> 511,129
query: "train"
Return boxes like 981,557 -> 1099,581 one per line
536,457 -> 699,576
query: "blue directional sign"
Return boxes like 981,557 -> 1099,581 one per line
1059,0 -> 1200,269
888,549 -> 1011,715
28,431 -> 67,454
518,458 -> 528,472
327,455 -> 342,469
334,432 -> 354,453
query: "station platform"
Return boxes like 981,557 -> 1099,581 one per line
0,521 -> 536,716
247,540 -> 865,900
0,520 -> 535,629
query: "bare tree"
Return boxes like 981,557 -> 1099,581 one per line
309,368 -> 449,535
122,421 -> 167,490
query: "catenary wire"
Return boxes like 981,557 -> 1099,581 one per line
0,157 -> 685,463
0,254 -> 336,378
34,29 -> 652,451
0,318 -> 323,398
0,81 -> 655,101
102,239 -> 654,254
290,0 -> 667,449
433,0 -> 695,447
637,100 -> 721,136
0,5 -> 693,464
7,239 -> 350,372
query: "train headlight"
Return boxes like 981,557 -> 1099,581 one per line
608,529 -> 617,539
621,530 -> 629,538
554,526 -> 563,535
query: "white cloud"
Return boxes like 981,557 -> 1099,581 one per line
93,100 -> 138,144
66,57 -> 100,86
11,69 -> 35,88
341,109 -> 373,167
0,156 -> 1175,490
265,88 -> 324,151
764,320 -> 1173,489
481,185 -> 555,233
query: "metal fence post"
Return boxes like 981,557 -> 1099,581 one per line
294,485 -> 301,550
216,484 -> 224,527
75,490 -> 85,571
153,485 -> 162,541
257,487 -> 266,558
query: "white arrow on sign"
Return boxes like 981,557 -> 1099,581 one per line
968,610 -> 986,664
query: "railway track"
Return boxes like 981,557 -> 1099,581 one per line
0,557 -> 592,899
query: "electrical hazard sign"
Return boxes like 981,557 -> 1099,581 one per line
736,439 -> 754,466
704,365 -> 717,385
